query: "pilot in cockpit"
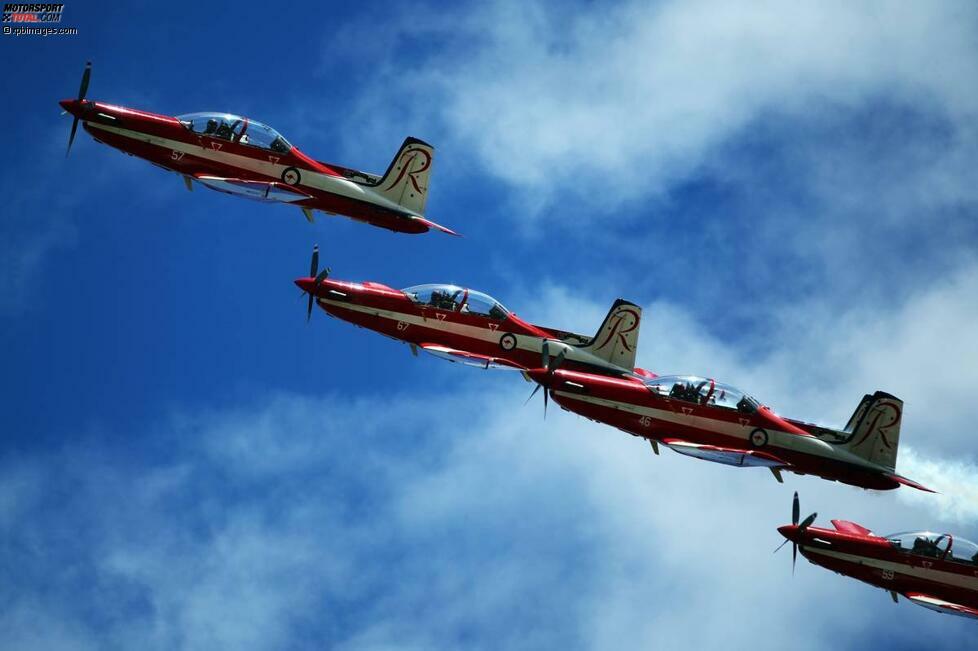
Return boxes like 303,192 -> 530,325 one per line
912,536 -> 941,558
736,396 -> 755,413
670,381 -> 696,403
270,136 -> 290,153
203,119 -> 218,135
429,290 -> 458,311
214,121 -> 233,140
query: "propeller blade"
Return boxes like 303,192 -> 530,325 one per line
799,512 -> 817,531
77,61 -> 92,100
792,542 -> 798,574
310,245 -> 319,278
773,538 -> 790,554
313,267 -> 330,293
524,383 -> 542,406
66,116 -> 80,157
792,491 -> 800,526
302,246 -> 327,323
541,340 -> 550,369
544,388 -> 549,419
551,349 -> 567,372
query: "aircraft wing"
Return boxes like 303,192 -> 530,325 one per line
418,343 -> 525,370
194,175 -> 312,203
904,593 -> 978,620
661,439 -> 788,468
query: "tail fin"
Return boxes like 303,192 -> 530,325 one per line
580,299 -> 642,370
375,137 -> 434,216
843,391 -> 903,471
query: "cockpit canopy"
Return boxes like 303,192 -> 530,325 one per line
643,375 -> 760,413
887,531 -> 978,565
176,112 -> 292,153
402,284 -> 510,320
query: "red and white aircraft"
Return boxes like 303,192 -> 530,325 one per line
778,493 -> 978,620
60,63 -> 455,236
524,346 -> 932,492
295,247 -> 646,378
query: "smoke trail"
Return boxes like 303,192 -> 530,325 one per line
897,446 -> 978,523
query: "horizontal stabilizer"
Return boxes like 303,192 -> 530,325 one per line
885,472 -> 936,493
904,593 -> 978,619
662,439 -> 787,468
412,216 -> 460,237
419,343 -> 524,370
195,176 -> 311,203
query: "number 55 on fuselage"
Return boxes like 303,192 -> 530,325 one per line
295,246 -> 648,378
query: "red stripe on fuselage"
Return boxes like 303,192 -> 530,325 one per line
798,529 -> 978,607
309,282 -> 624,374
78,102 -> 428,234
547,372 -> 899,490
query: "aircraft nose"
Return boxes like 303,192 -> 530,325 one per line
59,99 -> 79,116
294,278 -> 314,293
778,525 -> 799,542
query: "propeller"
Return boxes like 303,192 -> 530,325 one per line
66,61 -> 92,158
524,340 -> 567,418
774,492 -> 817,574
302,245 -> 330,321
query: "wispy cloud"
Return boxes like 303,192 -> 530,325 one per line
341,0 -> 978,218
5,254 -> 978,648
3,382 -> 975,650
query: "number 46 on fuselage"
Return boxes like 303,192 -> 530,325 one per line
59,62 -> 456,236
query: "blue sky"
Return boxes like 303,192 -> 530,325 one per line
2,1 -> 978,648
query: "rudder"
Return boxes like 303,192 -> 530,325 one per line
581,299 -> 642,370
375,137 -> 434,216
843,391 -> 903,471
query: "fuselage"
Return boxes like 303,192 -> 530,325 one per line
294,276 -> 642,377
59,98 -> 430,234
780,524 -> 978,615
534,368 -> 903,490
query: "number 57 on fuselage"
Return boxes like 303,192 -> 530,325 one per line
60,62 -> 456,236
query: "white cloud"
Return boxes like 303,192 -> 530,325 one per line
5,261 -> 978,649
344,0 -> 978,218
5,4 -> 978,645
